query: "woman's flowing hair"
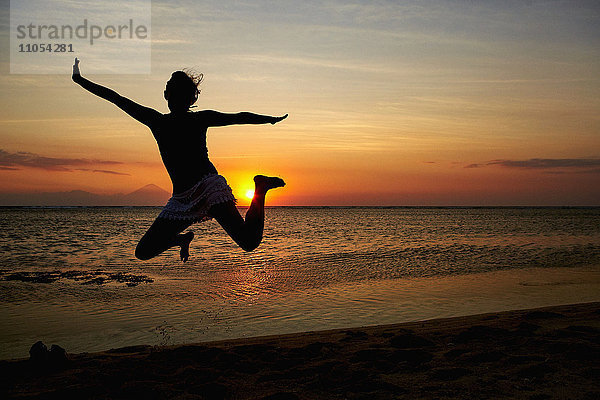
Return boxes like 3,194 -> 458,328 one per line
166,69 -> 204,108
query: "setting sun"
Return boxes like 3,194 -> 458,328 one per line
245,189 -> 255,200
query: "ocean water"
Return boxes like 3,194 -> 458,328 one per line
1,206 -> 599,359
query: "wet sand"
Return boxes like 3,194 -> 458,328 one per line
2,302 -> 599,399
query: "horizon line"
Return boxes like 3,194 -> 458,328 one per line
1,205 -> 599,209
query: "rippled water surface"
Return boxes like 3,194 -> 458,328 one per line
1,207 -> 599,359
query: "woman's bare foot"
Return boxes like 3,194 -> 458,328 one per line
254,175 -> 285,195
179,231 -> 194,262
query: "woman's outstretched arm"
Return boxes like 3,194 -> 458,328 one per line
199,110 -> 288,127
71,58 -> 160,127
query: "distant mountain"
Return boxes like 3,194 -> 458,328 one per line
122,184 -> 171,205
0,184 -> 171,206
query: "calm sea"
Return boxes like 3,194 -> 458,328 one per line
1,207 -> 599,359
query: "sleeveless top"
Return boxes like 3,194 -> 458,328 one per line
150,112 -> 218,194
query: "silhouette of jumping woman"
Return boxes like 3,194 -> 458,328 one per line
72,58 -> 287,262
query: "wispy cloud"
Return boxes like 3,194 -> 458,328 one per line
151,38 -> 192,45
465,163 -> 483,169
75,168 -> 130,176
0,149 -> 125,174
543,168 -> 600,175
231,54 -> 398,75
466,158 -> 600,174
489,158 -> 600,169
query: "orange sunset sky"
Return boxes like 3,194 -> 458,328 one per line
1,1 -> 599,206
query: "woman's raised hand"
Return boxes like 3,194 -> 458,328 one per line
72,57 -> 80,76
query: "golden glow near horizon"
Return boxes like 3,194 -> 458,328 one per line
1,1 -> 599,205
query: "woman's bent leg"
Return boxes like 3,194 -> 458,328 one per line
210,175 -> 284,252
135,217 -> 194,261
209,201 -> 259,251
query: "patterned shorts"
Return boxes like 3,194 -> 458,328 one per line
157,174 -> 236,223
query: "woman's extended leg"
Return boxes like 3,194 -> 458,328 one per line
135,218 -> 195,261
209,175 -> 285,251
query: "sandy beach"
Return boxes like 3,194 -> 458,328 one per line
1,302 -> 598,399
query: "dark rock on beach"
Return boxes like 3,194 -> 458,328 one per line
49,345 -> 69,365
29,341 -> 49,363
28,342 -> 70,371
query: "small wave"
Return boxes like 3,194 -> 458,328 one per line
519,280 -> 580,287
